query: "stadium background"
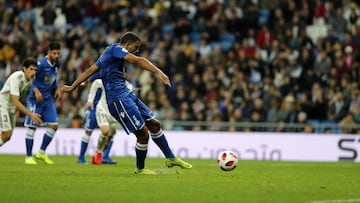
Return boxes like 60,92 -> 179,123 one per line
0,0 -> 359,134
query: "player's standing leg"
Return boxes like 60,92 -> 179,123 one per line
34,125 -> 57,164
24,101 -> 39,164
133,127 -> 152,174
77,109 -> 97,164
78,130 -> 92,164
34,101 -> 58,165
108,98 -> 155,174
25,127 -> 37,164
102,121 -> 118,164
139,98 -> 192,169
92,127 -> 114,165
146,119 -> 192,169
93,108 -> 118,165
102,139 -> 117,164
92,133 -> 107,165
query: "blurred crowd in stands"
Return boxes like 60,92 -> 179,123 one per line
0,0 -> 359,133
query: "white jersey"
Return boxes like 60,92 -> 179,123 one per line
0,71 -> 33,113
88,79 -> 108,112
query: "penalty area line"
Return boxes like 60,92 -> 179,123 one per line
310,198 -> 360,203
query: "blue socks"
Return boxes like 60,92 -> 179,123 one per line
40,128 -> 56,152
103,139 -> 114,159
25,138 -> 34,157
79,134 -> 90,159
135,142 -> 148,169
79,141 -> 88,159
25,128 -> 35,157
25,128 -> 56,156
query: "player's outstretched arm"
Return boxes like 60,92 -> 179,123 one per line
61,64 -> 99,93
124,54 -> 171,87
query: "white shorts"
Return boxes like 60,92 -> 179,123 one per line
0,105 -> 16,132
96,106 -> 119,128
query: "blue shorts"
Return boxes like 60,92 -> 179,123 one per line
24,99 -> 58,127
108,92 -> 154,134
83,108 -> 98,131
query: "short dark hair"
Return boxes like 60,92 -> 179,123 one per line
23,57 -> 37,68
48,41 -> 61,50
120,32 -> 140,44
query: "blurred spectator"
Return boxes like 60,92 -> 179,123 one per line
345,2 -> 360,34
0,42 -> 16,65
286,50 -> 303,82
0,0 -> 10,25
314,0 -> 326,25
204,18 -> 220,42
224,0 -> 242,34
85,0 -> 102,20
339,104 -> 359,134
314,49 -> 331,81
242,2 -> 259,31
283,94 -> 299,132
19,2 -> 36,26
298,92 -> 312,118
298,0 -> 312,25
61,0 -> 83,26
328,90 -> 350,122
343,45 -> 355,72
303,123 -> 314,133
256,24 -> 275,50
297,111 -> 309,132
247,56 -> 264,84
197,36 -> 212,57
328,7 -> 347,41
41,1 -> 57,25
249,98 -> 267,131
310,82 -> 327,120
194,0 -> 212,22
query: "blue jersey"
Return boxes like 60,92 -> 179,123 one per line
95,44 -> 132,104
24,56 -> 60,126
89,71 -> 101,81
28,56 -> 60,101
94,43 -> 155,134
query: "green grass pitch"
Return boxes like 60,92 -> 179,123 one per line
0,155 -> 359,203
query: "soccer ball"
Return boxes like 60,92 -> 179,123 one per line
217,150 -> 238,171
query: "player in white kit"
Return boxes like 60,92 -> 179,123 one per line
0,58 -> 42,149
89,74 -> 134,165
89,78 -> 120,165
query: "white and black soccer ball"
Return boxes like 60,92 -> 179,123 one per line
217,150 -> 238,171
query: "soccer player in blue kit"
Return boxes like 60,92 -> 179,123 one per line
24,42 -> 62,165
62,32 -> 192,174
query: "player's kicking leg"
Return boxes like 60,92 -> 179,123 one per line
146,119 -> 192,169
